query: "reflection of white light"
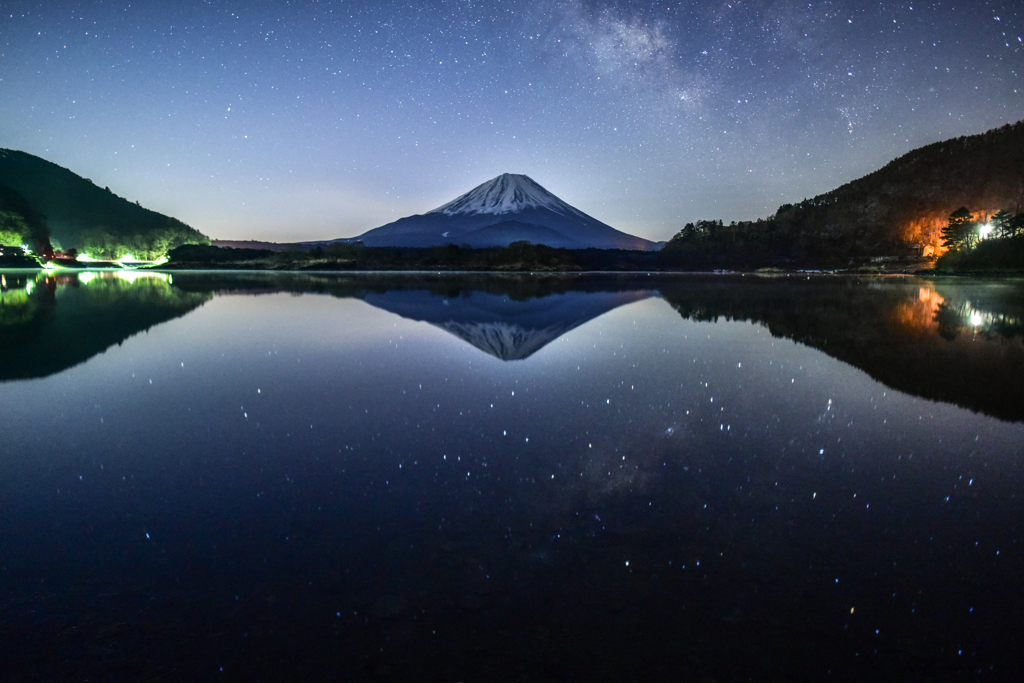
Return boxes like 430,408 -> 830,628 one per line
113,271 -> 168,285
970,312 -> 983,327
78,272 -> 97,285
979,224 -> 993,239
115,271 -> 141,285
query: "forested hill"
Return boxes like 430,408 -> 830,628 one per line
0,182 -> 50,255
806,119 -> 1024,250
0,149 -> 209,260
661,119 -> 1024,268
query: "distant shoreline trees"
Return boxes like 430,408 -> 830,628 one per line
657,203 -> 1024,272
163,241 -> 661,272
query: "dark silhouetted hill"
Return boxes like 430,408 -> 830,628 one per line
791,119 -> 1024,252
0,182 -> 51,256
661,119 -> 1024,268
0,149 -> 209,260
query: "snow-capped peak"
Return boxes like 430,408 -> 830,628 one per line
428,174 -> 585,217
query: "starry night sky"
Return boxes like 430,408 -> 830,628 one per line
2,0 -> 1021,243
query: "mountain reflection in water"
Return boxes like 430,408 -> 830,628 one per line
363,289 -> 651,360
2,269 -> 1024,680
2,271 -> 1022,421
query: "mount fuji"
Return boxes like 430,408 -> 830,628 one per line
343,174 -> 658,251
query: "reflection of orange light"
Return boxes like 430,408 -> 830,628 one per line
894,287 -> 945,333
919,287 -> 944,307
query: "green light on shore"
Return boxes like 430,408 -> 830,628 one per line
115,253 -> 169,268
50,251 -> 170,266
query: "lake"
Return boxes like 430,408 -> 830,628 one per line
1,270 -> 1022,681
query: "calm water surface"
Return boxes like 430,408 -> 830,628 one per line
1,270 -> 1022,681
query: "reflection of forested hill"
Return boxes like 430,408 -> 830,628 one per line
659,275 -> 1024,422
0,273 -> 212,381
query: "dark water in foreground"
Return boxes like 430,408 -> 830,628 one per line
1,270 -> 1023,681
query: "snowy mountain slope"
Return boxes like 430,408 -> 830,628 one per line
429,174 -> 587,218
344,174 -> 657,251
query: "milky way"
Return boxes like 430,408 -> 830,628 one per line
1,0 -> 1020,242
